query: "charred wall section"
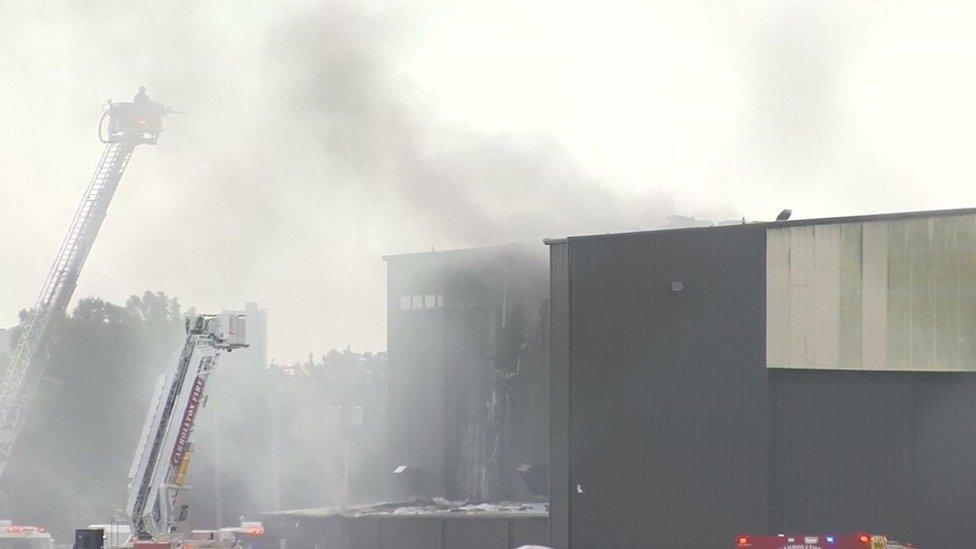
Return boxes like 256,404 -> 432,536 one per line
385,244 -> 549,502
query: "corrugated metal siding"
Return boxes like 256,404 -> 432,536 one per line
378,518 -> 440,549
769,370 -> 916,537
442,519 -> 507,549
767,214 -> 976,371
770,369 -> 976,548
912,375 -> 976,547
346,517 -> 381,549
549,241 -> 571,549
565,226 -> 769,548
553,214 -> 976,549
510,516 -> 551,547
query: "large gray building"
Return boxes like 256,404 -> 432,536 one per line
548,208 -> 976,548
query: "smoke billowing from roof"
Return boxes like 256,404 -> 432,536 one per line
269,4 -> 673,243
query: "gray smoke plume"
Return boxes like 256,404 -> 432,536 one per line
0,1 -> 677,357
267,4 -> 674,242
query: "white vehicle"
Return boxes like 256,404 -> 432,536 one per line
121,313 -> 247,546
0,522 -> 54,549
85,524 -> 130,549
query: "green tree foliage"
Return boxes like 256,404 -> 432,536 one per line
3,292 -> 184,541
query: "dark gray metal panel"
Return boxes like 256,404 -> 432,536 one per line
386,245 -> 550,501
306,517 -> 346,549
378,518 -> 441,549
346,517 -> 381,549
566,226 -> 769,548
548,241 -> 570,549
441,519 -> 508,549
510,517 -> 550,547
913,374 -> 976,547
769,370 -> 916,538
769,370 -> 976,548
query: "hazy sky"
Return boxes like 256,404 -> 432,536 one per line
3,1 -> 976,360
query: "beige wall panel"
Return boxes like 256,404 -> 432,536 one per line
861,222 -> 889,370
766,213 -> 976,371
788,226 -> 816,368
812,224 -> 841,368
766,224 -> 841,369
839,224 -> 863,368
766,228 -> 792,367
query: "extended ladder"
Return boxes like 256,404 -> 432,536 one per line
0,92 -> 171,482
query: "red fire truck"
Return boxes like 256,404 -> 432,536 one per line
0,522 -> 54,549
736,534 -> 915,549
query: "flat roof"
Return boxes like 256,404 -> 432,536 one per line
263,501 -> 548,521
382,242 -> 537,262
544,206 -> 976,245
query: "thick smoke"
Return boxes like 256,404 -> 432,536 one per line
268,4 -> 674,243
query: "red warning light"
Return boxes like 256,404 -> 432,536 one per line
138,118 -> 148,126
737,536 -> 749,546
858,534 -> 871,544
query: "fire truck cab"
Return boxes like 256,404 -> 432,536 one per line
0,522 -> 54,549
736,534 -> 915,549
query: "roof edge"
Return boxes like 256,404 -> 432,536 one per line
545,206 -> 976,243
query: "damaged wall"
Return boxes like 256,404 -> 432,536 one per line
384,244 -> 549,503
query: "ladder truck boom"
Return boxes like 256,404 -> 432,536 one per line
126,314 -> 247,542
0,89 -> 173,482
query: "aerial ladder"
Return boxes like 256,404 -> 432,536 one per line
0,89 -> 174,482
124,313 -> 249,545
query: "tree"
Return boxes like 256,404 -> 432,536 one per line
4,292 -> 185,541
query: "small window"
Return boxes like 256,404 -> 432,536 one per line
424,294 -> 437,308
436,294 -> 445,307
411,295 -> 425,309
400,296 -> 412,310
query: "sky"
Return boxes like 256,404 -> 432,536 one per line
3,1 -> 976,360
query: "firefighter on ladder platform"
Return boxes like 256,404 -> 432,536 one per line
133,86 -> 150,104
